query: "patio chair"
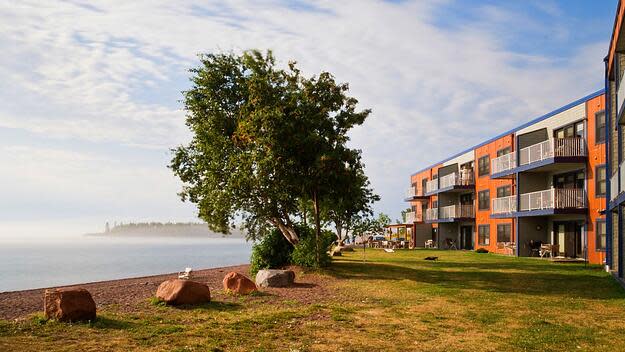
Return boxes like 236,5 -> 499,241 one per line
178,267 -> 193,280
539,244 -> 552,258
425,239 -> 433,249
445,238 -> 457,250
504,242 -> 515,256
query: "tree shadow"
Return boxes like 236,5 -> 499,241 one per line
90,316 -> 135,330
328,260 -> 625,300
174,300 -> 241,312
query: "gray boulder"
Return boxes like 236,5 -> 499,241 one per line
255,269 -> 295,288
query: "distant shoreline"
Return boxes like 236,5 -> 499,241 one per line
83,232 -> 246,239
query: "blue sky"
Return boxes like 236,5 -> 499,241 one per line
0,0 -> 617,237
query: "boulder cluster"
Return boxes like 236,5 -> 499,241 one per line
42,269 -> 297,322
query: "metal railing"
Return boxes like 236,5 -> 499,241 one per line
439,170 -> 474,189
405,186 -> 419,198
618,73 -> 625,117
518,138 -> 586,166
425,179 -> 438,193
492,152 -> 516,174
425,208 -> 438,221
519,188 -> 585,211
439,204 -> 475,219
611,171 -> 619,201
405,211 -> 415,223
492,195 -> 517,214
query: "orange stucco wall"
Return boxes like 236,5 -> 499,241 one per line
586,95 -> 607,265
474,134 -> 515,254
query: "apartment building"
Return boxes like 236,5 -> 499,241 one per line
606,0 -> 625,281
404,91 -> 607,264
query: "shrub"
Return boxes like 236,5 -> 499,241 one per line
291,227 -> 335,269
250,228 -> 293,275
476,248 -> 489,253
250,225 -> 335,275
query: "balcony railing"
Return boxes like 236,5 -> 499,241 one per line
492,195 -> 517,214
618,73 -> 625,117
405,186 -> 421,198
492,152 -> 516,174
425,179 -> 438,193
439,170 -> 474,189
611,171 -> 619,201
425,208 -> 438,221
439,204 -> 475,219
405,211 -> 422,223
518,138 -> 586,167
519,188 -> 585,211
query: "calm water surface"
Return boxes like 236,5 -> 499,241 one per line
0,236 -> 252,292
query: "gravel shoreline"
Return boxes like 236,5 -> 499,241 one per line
0,264 -> 250,321
0,264 -> 335,321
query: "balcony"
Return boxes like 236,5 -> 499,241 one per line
425,204 -> 475,223
404,186 -> 429,201
515,188 -> 586,217
425,208 -> 438,222
405,211 -> 423,223
492,195 -> 517,215
518,137 -> 586,168
610,171 -> 619,202
618,74 -> 625,121
425,170 -> 474,195
491,153 -> 516,175
425,179 -> 438,194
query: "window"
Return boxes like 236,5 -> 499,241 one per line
478,155 -> 490,176
497,224 -> 511,243
596,165 -> 606,197
497,147 -> 511,157
496,185 -> 511,198
555,121 -> 584,139
596,110 -> 606,144
432,200 -> 438,208
596,220 -> 606,251
478,190 -> 490,210
478,225 -> 490,246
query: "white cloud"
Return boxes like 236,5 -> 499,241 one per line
0,0 -> 608,230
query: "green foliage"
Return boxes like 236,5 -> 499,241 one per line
290,227 -> 335,268
250,228 -> 294,275
170,50 -> 374,262
476,248 -> 489,253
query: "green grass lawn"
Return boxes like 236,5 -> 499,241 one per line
2,249 -> 625,351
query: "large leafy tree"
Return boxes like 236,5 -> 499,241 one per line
170,50 -> 373,253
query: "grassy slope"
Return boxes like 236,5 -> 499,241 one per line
1,249 -> 625,351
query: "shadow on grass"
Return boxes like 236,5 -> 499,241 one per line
90,316 -> 135,330
174,300 -> 241,312
328,259 -> 625,300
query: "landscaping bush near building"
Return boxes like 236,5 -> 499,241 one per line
476,248 -> 489,253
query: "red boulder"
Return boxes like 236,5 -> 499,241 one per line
156,279 -> 211,305
44,287 -> 97,322
223,272 -> 257,295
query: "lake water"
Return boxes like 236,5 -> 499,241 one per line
0,236 -> 253,292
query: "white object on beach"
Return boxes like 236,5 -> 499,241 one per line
178,267 -> 193,280
384,248 -> 394,253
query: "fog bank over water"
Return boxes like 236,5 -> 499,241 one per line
0,217 -> 206,242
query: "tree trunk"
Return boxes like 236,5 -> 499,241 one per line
335,221 -> 343,242
271,218 -> 299,245
312,191 -> 321,266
